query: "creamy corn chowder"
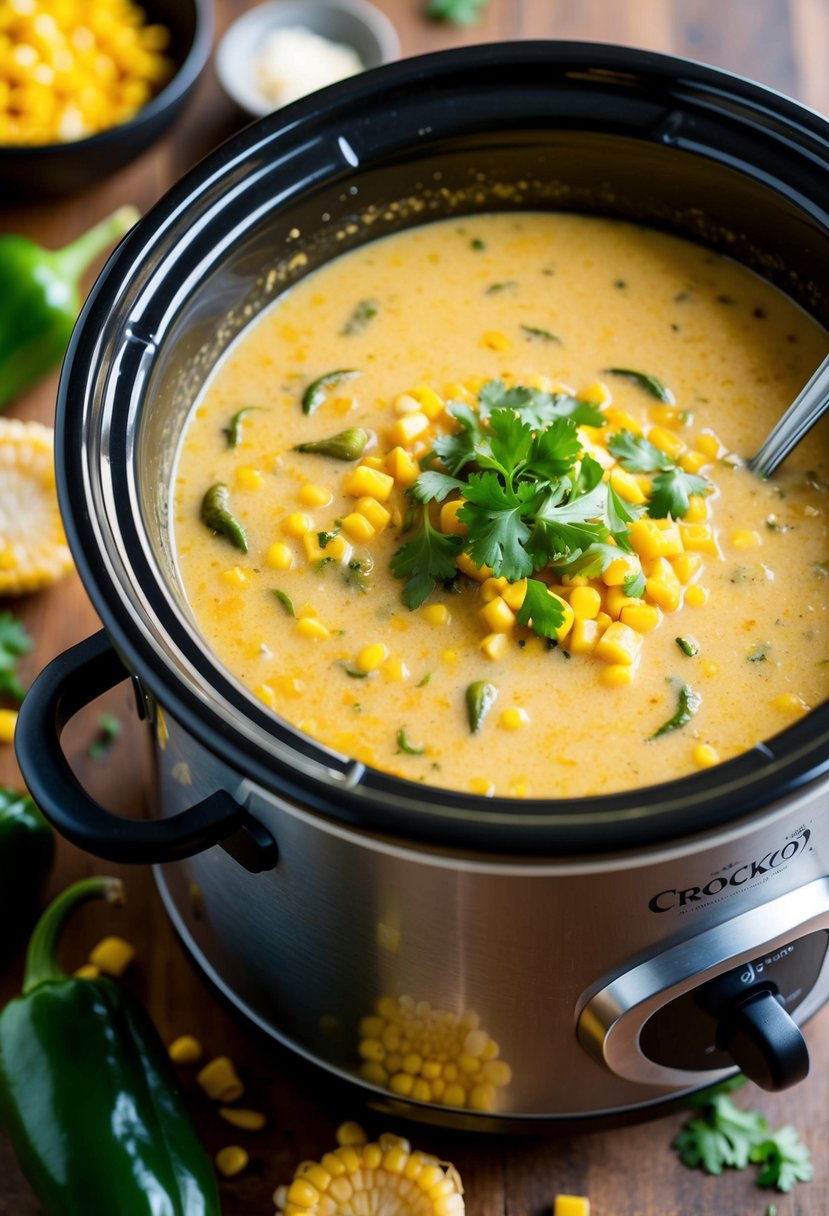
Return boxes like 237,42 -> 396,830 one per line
172,213 -> 829,799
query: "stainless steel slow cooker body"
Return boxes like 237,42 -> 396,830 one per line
17,43 -> 829,1125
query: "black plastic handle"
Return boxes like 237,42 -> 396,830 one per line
15,630 -> 277,872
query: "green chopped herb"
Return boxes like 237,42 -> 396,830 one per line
765,515 -> 791,533
301,369 -> 360,416
424,0 -> 490,25
485,280 -> 516,294
271,589 -> 295,617
515,579 -> 566,639
470,238 -> 486,251
417,672 -> 432,687
747,643 -> 770,663
623,570 -> 647,599
294,427 -> 369,460
609,429 -> 708,519
603,367 -> 675,402
520,324 -> 560,343
650,681 -> 701,739
341,299 -> 379,335
200,483 -> 248,553
222,406 -> 259,448
613,278 -> 627,289
675,636 -> 699,657
86,712 -> 122,761
318,529 -> 340,548
343,556 -> 373,592
465,680 -> 497,733
0,612 -> 32,703
396,727 -> 425,755
391,504 -> 463,609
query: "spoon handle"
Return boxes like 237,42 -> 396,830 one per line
748,353 -> 829,478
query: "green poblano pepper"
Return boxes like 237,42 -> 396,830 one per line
0,877 -> 221,1216
0,207 -> 139,409
0,787 -> 53,965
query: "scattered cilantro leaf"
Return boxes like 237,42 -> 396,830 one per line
424,0 -> 490,24
649,468 -> 708,519
390,506 -> 463,609
515,578 -> 566,639
751,1126 -> 814,1192
459,473 -> 534,582
478,379 -> 603,428
341,299 -> 379,335
0,612 -> 32,703
623,570 -> 647,598
607,480 -> 645,544
604,367 -> 675,402
609,429 -> 673,473
431,401 -> 485,474
650,681 -> 701,738
411,471 -> 466,504
553,542 -> 621,581
86,712 -> 122,761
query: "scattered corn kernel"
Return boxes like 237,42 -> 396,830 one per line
774,693 -> 810,716
457,552 -> 492,581
679,449 -> 708,474
697,430 -> 723,458
439,499 -> 467,536
594,621 -> 643,666
341,512 -> 376,544
235,465 -> 264,490
299,483 -> 333,508
388,412 -> 431,447
386,446 -> 420,486
599,663 -> 634,687
356,496 -> 391,532
296,617 -> 331,641
680,523 -> 720,555
730,529 -> 762,549
609,467 -> 646,504
356,643 -> 389,672
620,603 -> 661,633
254,682 -> 277,709
282,511 -> 312,538
88,935 -> 135,977
568,618 -> 600,654
480,631 -> 508,660
482,330 -> 511,352
421,603 -> 451,626
692,743 -> 719,768
629,518 -> 683,559
410,384 -> 445,419
215,1145 -> 249,1178
219,1106 -> 267,1132
480,596 -> 516,633
684,585 -> 709,606
684,494 -> 709,523
336,1121 -> 368,1146
343,464 -> 394,501
265,541 -> 293,570
168,1035 -> 203,1065
220,565 -> 248,587
196,1056 -> 244,1103
648,425 -> 685,459
499,707 -> 529,730
602,553 -> 642,586
501,579 -> 527,612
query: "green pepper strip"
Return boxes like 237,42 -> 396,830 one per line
200,482 -> 248,553
0,788 -> 53,965
0,878 -> 221,1216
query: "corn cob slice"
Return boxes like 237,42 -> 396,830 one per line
273,1127 -> 465,1215
0,419 -> 73,595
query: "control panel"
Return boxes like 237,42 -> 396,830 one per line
577,877 -> 829,1091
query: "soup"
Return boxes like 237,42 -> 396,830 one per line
172,213 -> 829,799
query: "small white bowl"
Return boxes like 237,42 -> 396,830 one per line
216,0 -> 401,118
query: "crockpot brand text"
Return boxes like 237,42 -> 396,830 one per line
648,829 -> 812,913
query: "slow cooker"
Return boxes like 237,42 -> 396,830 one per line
16,43 -> 829,1127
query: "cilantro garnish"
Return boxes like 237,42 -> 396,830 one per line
515,579 -> 566,639
623,570 -> 647,598
390,505 -> 463,609
673,1092 -> 812,1194
0,612 -> 32,703
609,429 -> 708,519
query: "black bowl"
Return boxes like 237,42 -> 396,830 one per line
0,0 -> 214,199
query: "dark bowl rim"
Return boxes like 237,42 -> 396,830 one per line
55,40 -> 829,857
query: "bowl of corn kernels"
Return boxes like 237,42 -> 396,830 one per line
0,0 -> 213,197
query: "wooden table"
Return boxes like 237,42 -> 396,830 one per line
1,1 -> 828,1212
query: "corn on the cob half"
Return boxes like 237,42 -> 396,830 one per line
273,1127 -> 465,1215
0,419 -> 73,594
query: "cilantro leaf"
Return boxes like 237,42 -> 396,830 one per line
515,578 -> 566,638
522,418 -> 585,482
607,481 -> 645,546
552,542 -> 621,580
478,379 -> 603,428
431,402 -> 484,474
391,507 -> 463,609
572,451 -> 605,496
0,612 -> 32,703
459,473 -> 534,582
649,468 -> 708,519
751,1125 -> 813,1192
608,429 -> 673,473
623,570 -> 647,598
411,470 -> 466,503
482,408 -> 534,479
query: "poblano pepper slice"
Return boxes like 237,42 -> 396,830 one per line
0,877 -> 221,1216
0,787 -> 53,965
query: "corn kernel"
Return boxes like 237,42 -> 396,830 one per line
235,465 -> 264,490
299,483 -> 333,508
609,467 -> 646,504
697,430 -> 723,458
620,603 -> 661,633
500,579 -> 527,612
480,576 -> 509,602
679,449 -> 708,474
296,617 -> 330,641
265,541 -> 293,570
684,495 -> 709,523
361,455 -> 385,469
648,425 -> 685,460
168,1035 -> 203,1065
219,1106 -> 267,1131
469,777 -> 496,796
684,585 -> 708,606
480,631 -> 509,660
630,518 -> 684,559
393,392 -> 422,416
457,552 -> 491,581
343,465 -> 395,501
670,552 -> 703,584
88,936 -> 135,977
650,404 -> 682,428
604,407 -> 641,434
386,446 -> 420,486
599,663 -> 634,687
596,611 -> 612,631
220,565 -> 248,587
282,511 -> 312,538
681,523 -> 720,555
499,707 -> 529,730
774,692 -> 810,716
197,1056 -> 244,1103
389,411 -> 431,447
215,1146 -> 249,1178
605,585 -> 639,619
730,529 -> 762,549
382,658 -> 410,681
567,618 -> 600,654
410,384 -> 445,419
602,553 -> 642,586
692,743 -> 719,768
356,496 -> 391,532
554,1196 -> 591,1216
254,682 -> 277,709
421,603 -> 450,626
0,709 -> 17,744
594,621 -> 643,665
287,1176 -> 320,1205
341,512 -> 376,543
357,643 -> 389,672
579,380 -> 611,406
645,577 -> 682,612
439,499 -> 467,536
480,597 -> 515,633
482,330 -> 511,352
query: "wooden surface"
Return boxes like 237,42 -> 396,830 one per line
1,1 -> 828,1212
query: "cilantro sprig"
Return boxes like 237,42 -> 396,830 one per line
673,1090 -> 812,1194
391,504 -> 463,609
0,612 -> 32,703
609,429 -> 709,519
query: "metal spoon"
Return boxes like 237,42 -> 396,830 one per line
748,353 -> 829,478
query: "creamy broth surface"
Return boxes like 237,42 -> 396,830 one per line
173,213 -> 829,798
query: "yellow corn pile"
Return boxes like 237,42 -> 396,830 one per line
0,418 -> 73,594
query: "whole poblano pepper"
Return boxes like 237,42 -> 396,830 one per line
0,787 -> 53,965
